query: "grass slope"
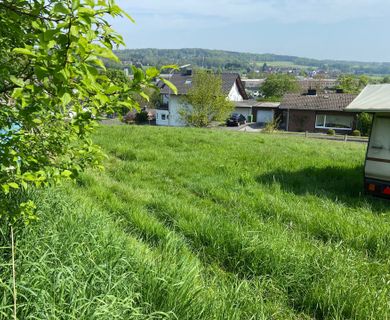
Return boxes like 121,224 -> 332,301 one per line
1,126 -> 390,319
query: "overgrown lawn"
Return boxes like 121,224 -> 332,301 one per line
1,126 -> 389,319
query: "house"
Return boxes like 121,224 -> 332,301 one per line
298,78 -> 338,93
278,90 -> 358,133
157,71 -> 248,126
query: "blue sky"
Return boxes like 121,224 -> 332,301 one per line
111,0 -> 390,62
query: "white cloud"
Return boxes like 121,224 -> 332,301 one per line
116,0 -> 390,27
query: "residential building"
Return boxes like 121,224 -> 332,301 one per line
279,90 -> 358,133
157,71 -> 248,126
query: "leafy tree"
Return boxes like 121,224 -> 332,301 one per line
0,0 -> 174,224
381,76 -> 390,84
180,71 -> 234,127
260,74 -> 299,100
337,75 -> 369,94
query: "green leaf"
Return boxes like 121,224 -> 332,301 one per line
53,3 -> 71,14
22,173 -> 36,181
160,65 -> 179,71
161,79 -> 178,95
8,182 -> 19,189
121,10 -> 135,23
72,0 -> 81,10
146,67 -> 159,79
132,67 -> 144,82
12,88 -> 24,98
10,76 -> 24,87
35,66 -> 48,79
118,101 -> 134,108
78,7 -> 95,15
12,48 -> 36,56
2,184 -> 9,194
92,45 -> 120,62
140,92 -> 150,102
105,85 -> 121,94
61,93 -> 72,106
33,118 -> 42,124
61,170 -> 72,178
44,29 -> 57,41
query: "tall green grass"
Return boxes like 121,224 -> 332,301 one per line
1,125 -> 389,319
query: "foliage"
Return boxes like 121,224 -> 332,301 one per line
337,75 -> 369,94
260,74 -> 299,100
356,112 -> 373,136
262,117 -> 280,133
0,0 -> 173,224
108,48 -> 390,75
381,76 -> 390,83
135,111 -> 149,124
106,68 -> 130,85
327,129 -> 336,135
180,70 -> 234,127
351,130 -> 361,137
1,125 -> 389,319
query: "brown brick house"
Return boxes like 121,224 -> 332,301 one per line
279,91 -> 358,133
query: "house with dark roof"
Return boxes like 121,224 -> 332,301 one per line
157,70 -> 248,126
279,90 -> 358,133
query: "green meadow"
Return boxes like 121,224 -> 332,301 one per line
1,125 -> 389,319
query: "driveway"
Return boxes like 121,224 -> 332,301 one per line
239,123 -> 263,132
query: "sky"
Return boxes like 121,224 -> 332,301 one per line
111,0 -> 390,63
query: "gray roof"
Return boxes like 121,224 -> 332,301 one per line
279,93 -> 357,111
159,72 -> 248,99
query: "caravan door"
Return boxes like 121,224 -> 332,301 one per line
365,114 -> 390,197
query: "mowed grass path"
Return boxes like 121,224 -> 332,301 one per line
1,126 -> 390,319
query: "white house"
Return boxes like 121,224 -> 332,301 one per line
156,71 -> 249,126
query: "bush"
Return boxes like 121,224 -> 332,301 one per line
327,129 -> 336,136
135,111 -> 149,124
352,130 -> 361,137
357,113 -> 372,136
262,118 -> 280,133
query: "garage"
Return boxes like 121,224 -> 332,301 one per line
257,110 -> 274,124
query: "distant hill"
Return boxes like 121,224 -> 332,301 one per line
109,48 -> 390,76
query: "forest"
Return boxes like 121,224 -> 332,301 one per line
107,48 -> 390,75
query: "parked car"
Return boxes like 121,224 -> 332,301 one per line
226,113 -> 246,127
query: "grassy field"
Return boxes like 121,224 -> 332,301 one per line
1,126 -> 390,319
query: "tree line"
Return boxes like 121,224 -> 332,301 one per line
108,48 -> 390,75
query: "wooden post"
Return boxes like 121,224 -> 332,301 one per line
344,134 -> 348,142
305,131 -> 308,138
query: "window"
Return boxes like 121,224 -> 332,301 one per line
315,114 -> 353,130
161,114 -> 166,120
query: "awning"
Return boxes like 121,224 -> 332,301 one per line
345,84 -> 390,112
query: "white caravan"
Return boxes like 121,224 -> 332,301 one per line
346,84 -> 390,197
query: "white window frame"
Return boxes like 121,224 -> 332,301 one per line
315,114 -> 353,131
